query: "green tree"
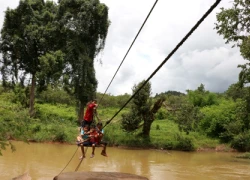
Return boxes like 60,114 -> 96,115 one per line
226,83 -> 248,100
215,0 -> 250,85
155,90 -> 185,98
121,81 -> 165,137
164,94 -> 185,113
57,0 -> 110,122
216,1 -> 250,131
0,0 -> 64,116
199,98 -> 247,142
175,98 -> 203,134
187,84 -> 218,107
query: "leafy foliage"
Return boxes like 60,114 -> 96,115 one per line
0,0 -> 110,118
121,81 -> 165,136
174,133 -> 195,151
57,0 -> 110,120
215,0 -> 250,86
199,99 -> 246,142
226,83 -> 248,100
121,80 -> 152,133
176,99 -> 203,134
155,90 -> 185,97
0,0 -> 65,116
37,85 -> 76,105
231,130 -> 250,152
187,84 -> 218,107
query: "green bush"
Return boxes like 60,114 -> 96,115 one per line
231,131 -> 250,152
30,124 -> 41,133
35,103 -> 77,124
12,86 -> 29,108
200,99 -> 238,138
31,123 -> 76,143
155,108 -> 168,120
53,129 -> 67,142
174,133 -> 195,151
37,86 -> 76,105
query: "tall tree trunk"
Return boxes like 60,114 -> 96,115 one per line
29,74 -> 36,117
78,101 -> 85,126
142,117 -> 154,137
142,98 -> 166,137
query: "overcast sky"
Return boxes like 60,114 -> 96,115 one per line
0,0 -> 246,95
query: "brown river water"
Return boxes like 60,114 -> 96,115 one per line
1,141 -> 250,180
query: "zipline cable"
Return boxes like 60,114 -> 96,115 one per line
57,146 -> 79,176
75,147 -> 88,172
99,0 -> 159,105
103,0 -> 222,129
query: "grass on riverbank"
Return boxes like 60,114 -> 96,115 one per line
103,119 -> 220,151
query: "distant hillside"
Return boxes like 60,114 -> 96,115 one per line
155,90 -> 185,97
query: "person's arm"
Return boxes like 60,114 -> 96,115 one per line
83,136 -> 90,142
81,129 -> 84,136
93,107 -> 101,122
77,135 -> 82,142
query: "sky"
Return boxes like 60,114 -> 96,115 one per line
0,0 -> 246,96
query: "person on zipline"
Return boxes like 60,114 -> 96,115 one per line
96,122 -> 108,157
76,125 -> 91,159
82,99 -> 98,128
77,124 -> 98,159
89,124 -> 98,158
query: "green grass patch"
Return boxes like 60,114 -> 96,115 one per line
98,107 -> 129,122
35,103 -> 77,124
103,119 -> 219,151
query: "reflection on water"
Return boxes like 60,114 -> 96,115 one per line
1,141 -> 250,180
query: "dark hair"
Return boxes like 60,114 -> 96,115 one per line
97,122 -> 103,126
90,124 -> 96,129
84,124 -> 89,128
81,124 -> 89,131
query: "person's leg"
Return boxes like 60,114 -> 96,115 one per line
98,134 -> 103,143
79,145 -> 85,159
101,142 -> 108,156
91,143 -> 95,158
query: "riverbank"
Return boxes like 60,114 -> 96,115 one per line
21,138 -> 237,153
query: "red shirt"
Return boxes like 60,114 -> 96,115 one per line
84,103 -> 97,122
90,130 -> 98,143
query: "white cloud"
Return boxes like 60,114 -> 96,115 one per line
0,0 -> 246,95
96,0 -> 245,95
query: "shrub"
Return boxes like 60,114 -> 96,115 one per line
231,131 -> 250,152
155,108 -> 168,120
37,86 -> 76,105
174,133 -> 195,151
199,99 -> 240,138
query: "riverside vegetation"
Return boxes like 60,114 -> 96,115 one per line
1,83 -> 250,157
